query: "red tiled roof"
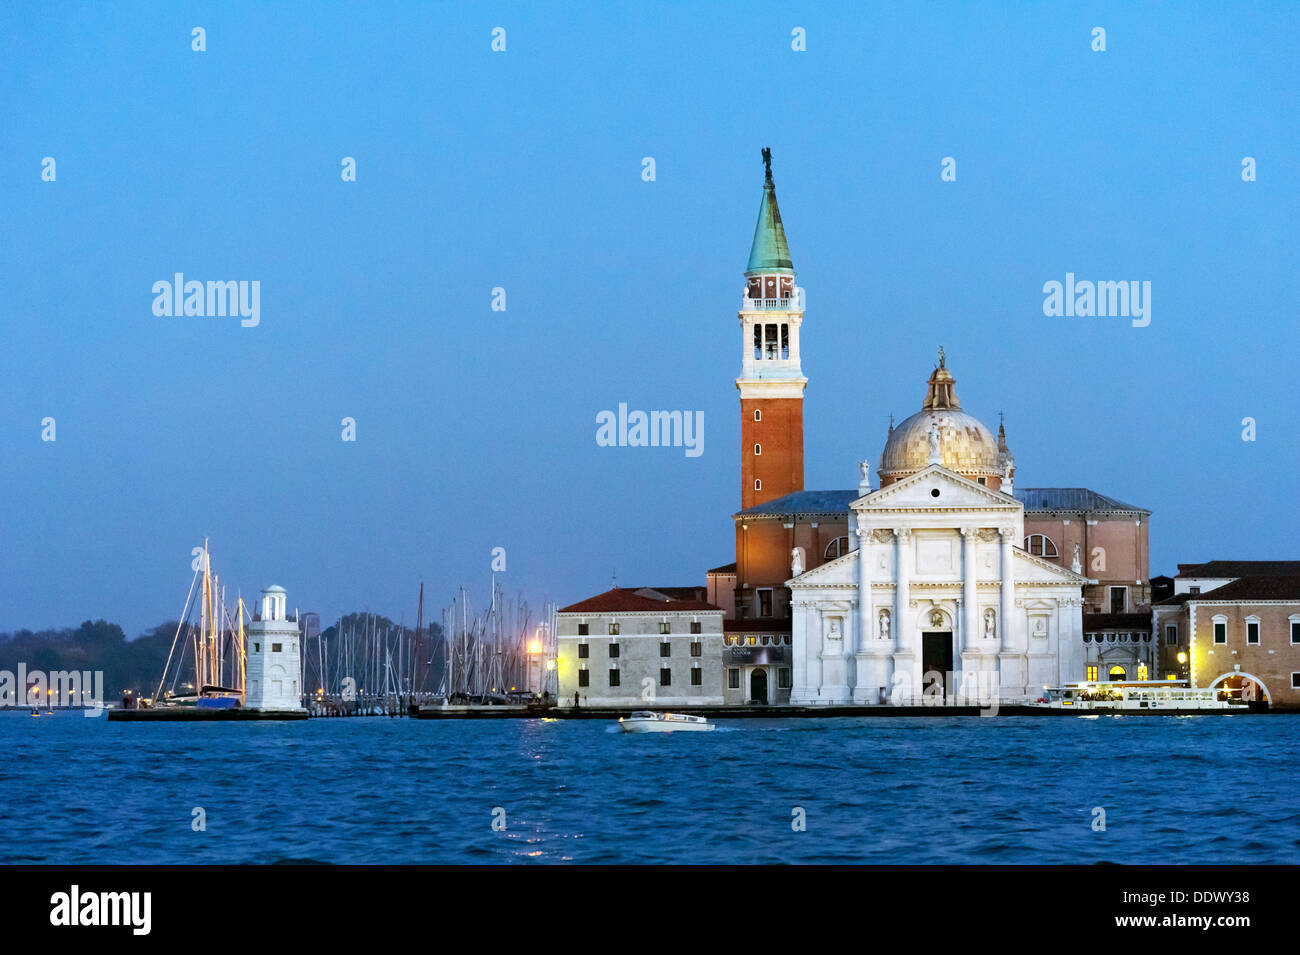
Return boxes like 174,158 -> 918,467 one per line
1176,560 -> 1300,578
707,562 -> 738,575
1190,575 -> 1300,602
1156,575 -> 1300,604
558,588 -> 721,614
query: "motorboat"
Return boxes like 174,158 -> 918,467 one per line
1035,680 -> 1245,711
618,710 -> 715,733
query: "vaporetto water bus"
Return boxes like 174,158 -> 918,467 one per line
618,711 -> 716,733
1035,680 -> 1249,712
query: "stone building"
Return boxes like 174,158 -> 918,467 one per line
555,588 -> 724,707
1153,561 -> 1300,707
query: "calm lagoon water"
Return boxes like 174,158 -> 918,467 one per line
2,712 -> 1296,864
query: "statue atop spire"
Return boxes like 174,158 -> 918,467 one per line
762,147 -> 773,183
921,350 -> 961,411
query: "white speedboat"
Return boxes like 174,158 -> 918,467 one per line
618,710 -> 715,733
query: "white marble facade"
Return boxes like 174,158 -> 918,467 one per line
789,465 -> 1086,705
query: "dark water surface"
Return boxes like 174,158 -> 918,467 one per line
2,712 -> 1295,864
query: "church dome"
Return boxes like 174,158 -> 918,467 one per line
877,352 -> 1012,487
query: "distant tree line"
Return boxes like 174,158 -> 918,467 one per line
0,613 -> 444,699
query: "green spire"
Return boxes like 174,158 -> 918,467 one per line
746,148 -> 793,273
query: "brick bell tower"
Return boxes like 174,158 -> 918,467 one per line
737,148 -> 806,510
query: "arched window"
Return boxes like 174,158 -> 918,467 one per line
753,409 -> 762,422
1108,665 -> 1126,680
824,536 -> 850,559
754,443 -> 762,455
1024,534 -> 1059,557
753,479 -> 761,491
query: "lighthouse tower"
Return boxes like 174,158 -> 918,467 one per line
737,149 -> 806,510
244,585 -> 305,712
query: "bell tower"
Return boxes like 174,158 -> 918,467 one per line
737,148 -> 806,510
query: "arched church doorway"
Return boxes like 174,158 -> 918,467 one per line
750,668 -> 769,704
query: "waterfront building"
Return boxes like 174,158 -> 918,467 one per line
555,588 -> 724,707
718,155 -> 1149,704
785,359 -> 1088,704
1153,561 -> 1300,706
244,585 -> 306,713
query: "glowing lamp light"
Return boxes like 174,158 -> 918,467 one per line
544,659 -> 556,671
1177,652 -> 1187,664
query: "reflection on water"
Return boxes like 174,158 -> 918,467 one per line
0,714 -> 1295,864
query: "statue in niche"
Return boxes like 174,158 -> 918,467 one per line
984,608 -> 997,639
927,421 -> 942,464
791,547 -> 805,577
878,610 -> 891,639
1071,543 -> 1082,574
1033,617 -> 1048,638
827,618 -> 841,641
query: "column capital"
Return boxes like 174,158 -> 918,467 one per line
893,527 -> 911,541
960,525 -> 977,539
998,526 -> 1015,540
855,524 -> 870,540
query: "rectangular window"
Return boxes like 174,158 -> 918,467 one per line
254,643 -> 261,653
753,324 -> 762,360
608,622 -> 619,635
780,324 -> 789,359
608,669 -> 620,687
1214,622 -> 1227,644
577,623 -> 589,636
690,621 -> 702,634
1189,586 -> 1201,595
1247,622 -> 1260,645
1109,587 -> 1127,613
660,667 -> 672,687
608,642 -> 619,658
1293,672 -> 1300,690
660,642 -> 671,657
1086,665 -> 1098,681
778,668 -> 792,689
272,643 -> 282,653
659,621 -> 670,634
578,669 -> 589,688
764,323 -> 778,359
728,669 -> 740,689
690,641 -> 702,657
1164,625 -> 1178,646
690,668 -> 702,686
577,643 -> 589,659
758,588 -> 774,617
1292,621 -> 1300,645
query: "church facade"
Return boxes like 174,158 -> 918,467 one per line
785,363 -> 1088,705
722,152 -> 1137,705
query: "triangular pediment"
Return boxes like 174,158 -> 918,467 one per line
856,465 -> 1020,513
1013,548 -> 1090,584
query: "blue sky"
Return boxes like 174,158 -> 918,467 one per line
2,2 -> 1297,636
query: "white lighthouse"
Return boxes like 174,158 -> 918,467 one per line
244,585 -> 305,713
